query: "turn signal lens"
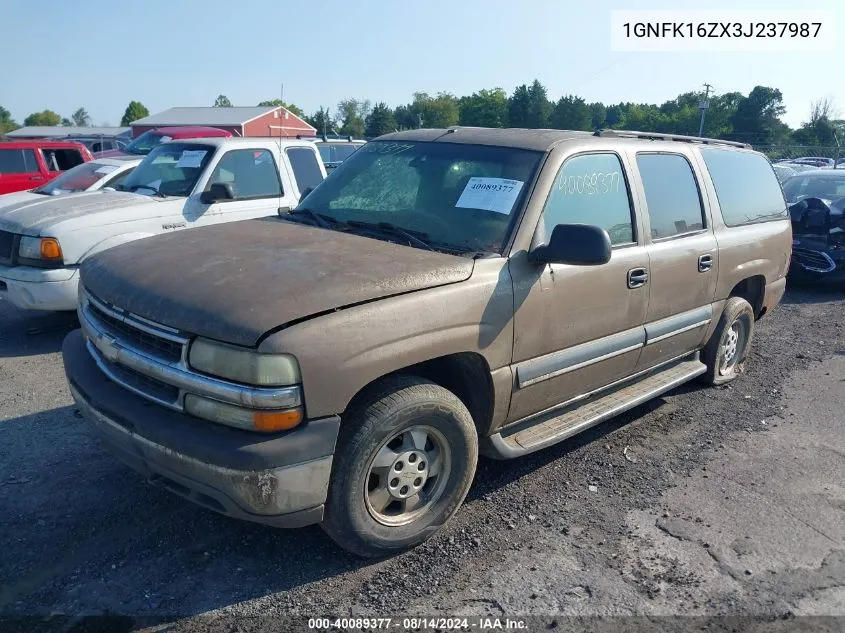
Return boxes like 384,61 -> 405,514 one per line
184,393 -> 304,433
40,238 -> 63,260
253,408 -> 304,432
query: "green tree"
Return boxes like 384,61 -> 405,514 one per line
792,98 -> 839,146
458,88 -> 508,128
729,86 -> 786,145
24,110 -> 61,126
507,84 -> 531,127
213,94 -> 232,107
393,104 -> 417,130
410,92 -> 459,128
305,107 -> 334,135
71,107 -> 91,127
588,102 -> 607,129
61,117 -> 73,126
336,98 -> 370,137
120,101 -> 150,126
257,99 -> 304,117
0,105 -> 19,134
525,79 -> 552,128
365,102 -> 396,137
550,95 -> 591,131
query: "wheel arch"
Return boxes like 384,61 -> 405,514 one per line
342,351 -> 496,439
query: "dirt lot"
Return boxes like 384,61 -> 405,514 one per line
0,285 -> 843,633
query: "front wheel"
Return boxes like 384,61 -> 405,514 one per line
701,297 -> 755,385
321,376 -> 478,558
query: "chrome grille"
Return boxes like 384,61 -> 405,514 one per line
792,248 -> 835,273
87,300 -> 184,363
78,286 -> 302,414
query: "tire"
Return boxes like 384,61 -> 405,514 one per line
321,375 -> 478,558
701,297 -> 755,386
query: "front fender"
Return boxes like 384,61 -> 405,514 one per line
258,258 -> 515,419
75,232 -> 158,263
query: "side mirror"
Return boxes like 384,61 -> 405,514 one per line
200,182 -> 234,204
530,224 -> 612,266
299,186 -> 314,202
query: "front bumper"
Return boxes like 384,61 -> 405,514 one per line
0,264 -> 79,311
789,247 -> 845,283
63,329 -> 341,528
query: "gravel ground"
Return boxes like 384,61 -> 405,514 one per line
0,284 -> 843,633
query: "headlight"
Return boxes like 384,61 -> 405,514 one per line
188,337 -> 301,386
184,394 -> 303,432
19,236 -> 63,261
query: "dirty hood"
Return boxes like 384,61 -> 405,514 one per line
80,218 -> 475,346
0,190 -> 147,235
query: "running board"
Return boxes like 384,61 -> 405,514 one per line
485,356 -> 706,459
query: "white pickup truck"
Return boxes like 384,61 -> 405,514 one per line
0,137 -> 326,311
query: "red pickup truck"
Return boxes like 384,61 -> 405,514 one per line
0,140 -> 93,195
95,126 -> 232,158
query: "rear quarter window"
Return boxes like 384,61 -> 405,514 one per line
699,148 -> 787,226
0,148 -> 39,174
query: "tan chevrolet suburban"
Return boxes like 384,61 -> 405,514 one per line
62,127 -> 792,557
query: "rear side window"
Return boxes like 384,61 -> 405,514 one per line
42,148 -> 85,172
287,147 -> 324,192
636,153 -> 705,238
542,153 -> 634,246
0,148 -> 39,174
700,148 -> 787,226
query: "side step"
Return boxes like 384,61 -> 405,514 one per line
485,356 -> 706,459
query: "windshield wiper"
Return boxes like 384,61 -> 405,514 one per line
285,208 -> 338,229
342,220 -> 435,251
128,184 -> 165,198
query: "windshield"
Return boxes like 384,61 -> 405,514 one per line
123,131 -> 168,156
33,161 -> 119,195
783,174 -> 845,203
298,140 -> 542,253
117,143 -> 215,197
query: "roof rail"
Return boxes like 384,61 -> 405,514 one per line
594,129 -> 751,149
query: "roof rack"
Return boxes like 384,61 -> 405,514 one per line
594,129 -> 750,149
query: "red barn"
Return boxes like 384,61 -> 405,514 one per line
130,106 -> 316,139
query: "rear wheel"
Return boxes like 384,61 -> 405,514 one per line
321,376 -> 478,558
701,297 -> 755,385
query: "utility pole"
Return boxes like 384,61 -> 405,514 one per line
698,83 -> 713,137
418,113 -> 423,129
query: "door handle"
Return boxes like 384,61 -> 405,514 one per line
698,253 -> 713,272
627,267 -> 649,288
29,175 -> 44,181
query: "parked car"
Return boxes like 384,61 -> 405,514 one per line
0,137 -> 325,311
772,163 -> 797,184
94,126 -> 232,158
65,135 -> 130,154
61,127 -> 791,557
0,156 -> 140,208
302,135 -> 366,172
789,156 -> 835,168
778,162 -> 819,173
783,170 -> 845,283
0,140 -> 93,195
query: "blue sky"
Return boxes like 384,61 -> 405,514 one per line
2,0 -> 841,128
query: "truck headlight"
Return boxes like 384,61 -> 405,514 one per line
188,338 -> 301,386
184,394 -> 303,432
19,236 -> 63,261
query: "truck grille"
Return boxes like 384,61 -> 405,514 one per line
792,248 -> 835,273
87,300 -> 184,363
79,286 -> 303,415
0,230 -> 16,265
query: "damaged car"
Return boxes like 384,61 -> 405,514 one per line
784,170 -> 845,283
